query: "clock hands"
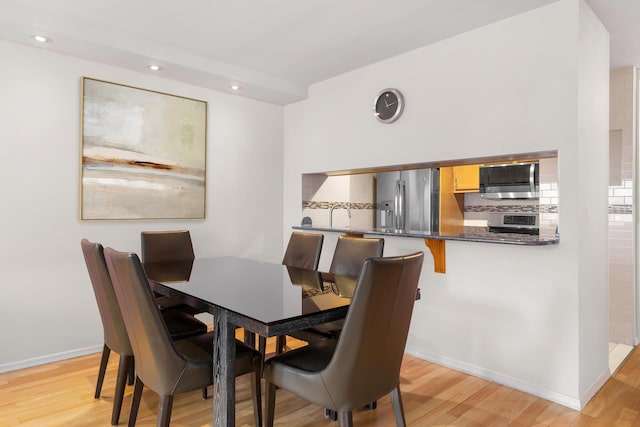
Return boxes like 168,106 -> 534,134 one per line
383,96 -> 397,109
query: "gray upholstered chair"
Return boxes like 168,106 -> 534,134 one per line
104,246 -> 262,427
263,252 -> 424,427
140,230 -> 201,315
81,239 -> 208,425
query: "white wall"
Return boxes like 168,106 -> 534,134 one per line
284,0 -> 608,408
0,40 -> 284,369
576,0 -> 610,401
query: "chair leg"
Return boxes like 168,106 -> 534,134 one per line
157,395 -> 174,427
251,369 -> 262,427
275,335 -> 286,354
244,330 -> 256,347
202,386 -> 208,399
95,344 -> 111,398
128,358 -> 135,385
259,336 -> 267,357
265,379 -> 277,427
390,385 -> 407,427
324,408 -> 337,421
337,411 -> 353,427
128,377 -> 144,427
112,354 -> 132,425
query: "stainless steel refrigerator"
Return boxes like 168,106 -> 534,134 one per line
376,168 -> 440,232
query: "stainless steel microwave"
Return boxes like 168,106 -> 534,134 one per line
479,162 -> 539,199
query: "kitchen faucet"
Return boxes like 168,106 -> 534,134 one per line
329,203 -> 351,228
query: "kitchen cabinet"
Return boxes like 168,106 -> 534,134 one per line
438,167 -> 464,235
453,165 -> 480,193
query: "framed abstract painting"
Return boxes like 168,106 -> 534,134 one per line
80,77 -> 207,220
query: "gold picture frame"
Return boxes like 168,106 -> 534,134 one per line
80,77 -> 207,220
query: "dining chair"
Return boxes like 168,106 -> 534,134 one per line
281,231 -> 324,270
282,235 -> 384,348
263,251 -> 424,427
80,239 -> 209,425
140,230 -> 201,315
104,246 -> 262,427
140,229 -> 195,263
252,232 -> 325,357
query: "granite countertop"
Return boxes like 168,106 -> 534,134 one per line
292,225 -> 559,246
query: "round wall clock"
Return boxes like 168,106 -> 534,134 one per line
373,88 -> 404,123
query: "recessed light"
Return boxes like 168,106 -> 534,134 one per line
148,64 -> 162,71
230,84 -> 241,91
32,35 -> 51,43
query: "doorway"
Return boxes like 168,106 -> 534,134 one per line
607,67 -> 637,373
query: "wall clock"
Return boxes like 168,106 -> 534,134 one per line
373,88 -> 404,123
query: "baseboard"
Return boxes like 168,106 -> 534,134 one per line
579,368 -> 611,409
0,345 -> 103,374
405,345 -> 583,411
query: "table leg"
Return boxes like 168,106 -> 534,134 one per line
213,308 -> 236,427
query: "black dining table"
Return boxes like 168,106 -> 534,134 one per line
143,256 -> 353,427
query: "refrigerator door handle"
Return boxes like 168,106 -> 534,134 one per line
421,175 -> 429,230
396,180 -> 406,230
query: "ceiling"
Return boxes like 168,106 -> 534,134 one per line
0,0 -> 637,105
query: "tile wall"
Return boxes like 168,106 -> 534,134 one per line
463,158 -> 558,235
301,173 -> 376,229
608,67 -> 636,346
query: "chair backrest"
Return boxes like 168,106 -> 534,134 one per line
80,239 -> 132,356
322,252 -> 424,411
329,236 -> 384,278
104,247 -> 187,394
281,232 -> 324,270
140,230 -> 195,263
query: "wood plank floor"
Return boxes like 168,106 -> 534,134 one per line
1,333 -> 638,426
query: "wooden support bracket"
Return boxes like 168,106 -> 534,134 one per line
344,232 -> 364,238
424,239 -> 446,274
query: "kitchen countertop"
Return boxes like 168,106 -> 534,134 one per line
292,225 -> 559,246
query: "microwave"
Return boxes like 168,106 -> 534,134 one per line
479,162 -> 539,199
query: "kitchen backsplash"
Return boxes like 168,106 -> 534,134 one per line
462,157 -> 559,234
301,173 -> 376,229
609,66 -> 635,346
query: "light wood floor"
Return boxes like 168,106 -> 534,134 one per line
1,334 -> 638,426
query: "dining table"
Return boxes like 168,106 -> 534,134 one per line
143,256 -> 354,427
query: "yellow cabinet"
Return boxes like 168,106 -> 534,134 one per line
439,167 -> 465,235
453,165 -> 480,193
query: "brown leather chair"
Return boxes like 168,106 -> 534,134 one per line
140,230 -> 201,315
329,235 -> 385,278
285,235 -> 384,345
253,232 -> 325,356
80,239 -> 208,425
281,231 -> 324,270
104,246 -> 262,427
263,252 -> 424,427
140,230 -> 195,263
